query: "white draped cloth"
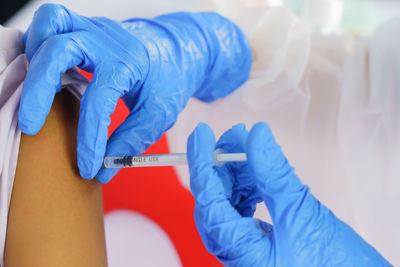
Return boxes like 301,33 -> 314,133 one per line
0,26 -> 25,266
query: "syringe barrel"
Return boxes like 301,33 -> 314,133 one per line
103,154 -> 187,168
103,152 -> 247,168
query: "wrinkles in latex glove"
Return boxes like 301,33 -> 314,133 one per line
187,122 -> 392,266
19,4 -> 252,182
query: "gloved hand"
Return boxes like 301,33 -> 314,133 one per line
19,4 -> 252,183
187,122 -> 392,266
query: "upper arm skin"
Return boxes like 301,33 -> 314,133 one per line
4,90 -> 107,266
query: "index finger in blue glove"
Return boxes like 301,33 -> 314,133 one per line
18,32 -> 85,135
24,4 -> 139,64
247,122 -> 312,227
76,64 -> 130,179
187,123 -> 270,261
24,3 -> 83,60
215,123 -> 261,217
188,123 -> 233,207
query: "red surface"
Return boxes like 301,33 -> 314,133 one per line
80,70 -> 222,267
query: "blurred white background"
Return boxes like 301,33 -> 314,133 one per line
5,0 -> 400,34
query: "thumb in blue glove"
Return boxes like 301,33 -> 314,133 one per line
19,4 -> 252,183
187,122 -> 392,266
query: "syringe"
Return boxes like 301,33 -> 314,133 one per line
103,152 -> 247,168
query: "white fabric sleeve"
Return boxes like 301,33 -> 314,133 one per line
0,26 -> 25,266
0,25 -> 88,266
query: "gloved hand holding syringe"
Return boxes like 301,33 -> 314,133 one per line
103,150 -> 247,168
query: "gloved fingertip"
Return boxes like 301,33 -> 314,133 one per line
249,122 -> 273,143
216,123 -> 248,150
18,116 -> 42,135
196,122 -> 213,134
18,123 -> 40,135
228,122 -> 248,140
187,122 -> 215,166
231,122 -> 247,132
247,122 -> 278,178
247,122 -> 274,158
188,123 -> 213,152
96,168 -> 119,184
187,123 -> 219,197
77,149 -> 104,180
78,167 -> 96,180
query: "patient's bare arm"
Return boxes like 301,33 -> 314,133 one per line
5,90 -> 107,266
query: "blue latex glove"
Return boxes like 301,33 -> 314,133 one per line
187,122 -> 392,266
19,4 -> 252,183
